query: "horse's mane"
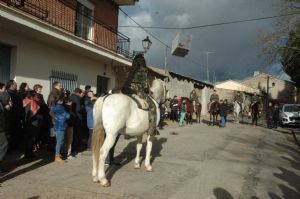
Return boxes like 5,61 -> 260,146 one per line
150,79 -> 165,103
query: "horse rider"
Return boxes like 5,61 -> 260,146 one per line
234,91 -> 243,110
209,90 -> 219,111
190,89 -> 198,112
122,54 -> 158,136
190,89 -> 199,103
251,92 -> 259,106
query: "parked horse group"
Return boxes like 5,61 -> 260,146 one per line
208,101 -> 261,126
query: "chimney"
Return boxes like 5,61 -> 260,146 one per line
254,71 -> 260,76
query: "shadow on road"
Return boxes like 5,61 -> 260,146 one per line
213,187 -> 260,199
27,196 -> 40,199
106,137 -> 167,181
268,142 -> 300,199
213,187 -> 234,199
0,149 -> 53,183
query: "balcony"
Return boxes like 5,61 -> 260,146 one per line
0,0 -> 131,58
113,0 -> 138,6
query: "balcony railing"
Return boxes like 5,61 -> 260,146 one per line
1,0 -> 131,58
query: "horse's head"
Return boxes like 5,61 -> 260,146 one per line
150,79 -> 168,104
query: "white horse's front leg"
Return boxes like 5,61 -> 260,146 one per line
134,135 -> 143,169
145,135 -> 154,172
98,134 -> 116,187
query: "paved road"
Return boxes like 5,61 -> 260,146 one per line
1,116 -> 300,199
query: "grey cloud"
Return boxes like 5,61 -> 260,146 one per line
119,0 -> 283,82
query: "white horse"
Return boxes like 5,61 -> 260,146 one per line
92,79 -> 167,187
233,101 -> 245,123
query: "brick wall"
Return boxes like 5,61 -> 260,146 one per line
2,0 -> 119,52
27,0 -> 76,33
93,0 -> 118,51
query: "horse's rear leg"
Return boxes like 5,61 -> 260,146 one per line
98,133 -> 117,187
92,153 -> 99,183
134,135 -> 143,169
145,135 -> 154,172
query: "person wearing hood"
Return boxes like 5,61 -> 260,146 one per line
51,93 -> 70,163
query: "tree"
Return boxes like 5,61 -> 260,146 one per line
281,22 -> 300,86
259,0 -> 300,86
259,0 -> 300,64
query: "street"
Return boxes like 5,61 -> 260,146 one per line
1,116 -> 300,199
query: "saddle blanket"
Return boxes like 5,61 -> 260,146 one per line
129,94 -> 149,111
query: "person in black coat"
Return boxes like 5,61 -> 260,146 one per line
266,102 -> 274,129
273,103 -> 280,129
6,80 -> 24,149
219,99 -> 228,127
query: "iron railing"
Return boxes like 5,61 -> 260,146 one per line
1,0 -> 131,58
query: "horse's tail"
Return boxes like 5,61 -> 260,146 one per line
92,97 -> 105,164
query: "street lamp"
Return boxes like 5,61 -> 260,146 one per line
133,36 -> 152,57
142,36 -> 152,51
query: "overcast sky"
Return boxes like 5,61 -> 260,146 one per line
118,0 -> 287,83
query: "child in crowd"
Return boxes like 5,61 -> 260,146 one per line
51,93 -> 70,163
179,100 -> 186,127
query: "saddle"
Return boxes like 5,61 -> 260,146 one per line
128,94 -> 149,111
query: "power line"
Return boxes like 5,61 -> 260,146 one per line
119,8 -> 170,48
119,12 -> 300,30
119,8 -> 209,71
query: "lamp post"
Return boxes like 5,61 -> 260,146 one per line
133,36 -> 152,58
205,51 -> 215,82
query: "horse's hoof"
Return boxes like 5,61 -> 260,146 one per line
134,163 -> 141,169
145,166 -> 153,172
93,176 -> 100,183
100,180 -> 111,187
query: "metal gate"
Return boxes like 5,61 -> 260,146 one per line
50,70 -> 78,92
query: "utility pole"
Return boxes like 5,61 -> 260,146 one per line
266,75 -> 269,109
206,51 -> 215,83
164,46 -> 168,75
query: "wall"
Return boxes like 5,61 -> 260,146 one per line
166,76 -> 194,98
243,74 -> 297,103
1,0 -> 119,52
0,30 -> 116,98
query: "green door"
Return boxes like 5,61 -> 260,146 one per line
0,43 -> 11,84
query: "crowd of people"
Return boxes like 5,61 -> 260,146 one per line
0,77 -> 283,173
0,80 -> 99,172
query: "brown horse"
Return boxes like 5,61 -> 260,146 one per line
209,101 -> 219,126
194,102 -> 202,123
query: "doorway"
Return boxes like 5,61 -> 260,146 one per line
97,75 -> 109,96
0,43 -> 11,84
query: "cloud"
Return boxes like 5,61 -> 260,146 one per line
119,0 -> 283,82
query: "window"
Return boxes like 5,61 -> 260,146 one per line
50,70 -> 78,92
75,1 -> 93,40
